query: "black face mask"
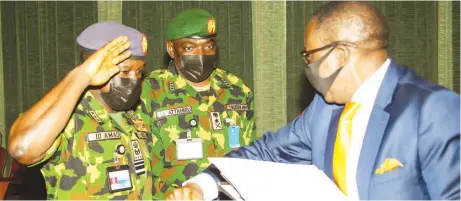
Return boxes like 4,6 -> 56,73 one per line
177,55 -> 217,83
304,46 -> 342,96
100,76 -> 142,111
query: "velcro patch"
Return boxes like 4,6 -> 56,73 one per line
86,131 -> 120,142
156,107 -> 192,119
88,110 -> 103,123
136,132 -> 147,139
226,104 -> 249,111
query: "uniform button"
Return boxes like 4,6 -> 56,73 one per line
116,145 -> 126,154
189,119 -> 198,127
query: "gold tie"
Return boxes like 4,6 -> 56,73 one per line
333,102 -> 361,195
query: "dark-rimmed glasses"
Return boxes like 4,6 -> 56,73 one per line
301,41 -> 357,64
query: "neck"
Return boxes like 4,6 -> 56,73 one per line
187,78 -> 210,87
353,50 -> 388,85
333,50 -> 388,104
90,89 -> 115,113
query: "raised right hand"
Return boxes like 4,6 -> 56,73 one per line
78,36 -> 131,86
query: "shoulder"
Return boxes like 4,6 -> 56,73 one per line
394,65 -> 459,111
392,65 -> 460,130
145,68 -> 174,80
215,68 -> 253,96
142,68 -> 174,90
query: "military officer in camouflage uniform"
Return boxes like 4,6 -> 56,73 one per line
8,21 -> 159,200
137,8 -> 257,199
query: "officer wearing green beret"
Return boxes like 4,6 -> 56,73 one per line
137,8 -> 257,199
8,21 -> 160,200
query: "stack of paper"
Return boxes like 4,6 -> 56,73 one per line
209,157 -> 347,200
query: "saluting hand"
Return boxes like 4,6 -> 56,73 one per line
165,183 -> 205,201
78,36 -> 131,86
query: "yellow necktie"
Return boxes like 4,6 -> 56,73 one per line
333,102 -> 361,195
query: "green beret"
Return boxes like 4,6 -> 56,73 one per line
165,8 -> 217,41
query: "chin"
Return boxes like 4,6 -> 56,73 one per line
324,92 -> 346,105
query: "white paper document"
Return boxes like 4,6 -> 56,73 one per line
209,157 -> 348,200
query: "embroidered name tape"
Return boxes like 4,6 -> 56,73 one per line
86,131 -> 120,142
226,104 -> 249,111
156,106 -> 193,119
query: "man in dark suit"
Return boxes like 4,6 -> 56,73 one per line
166,1 -> 460,200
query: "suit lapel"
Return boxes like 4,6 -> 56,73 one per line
356,108 -> 389,199
356,60 -> 401,199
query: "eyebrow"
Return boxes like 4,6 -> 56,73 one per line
119,65 -> 131,71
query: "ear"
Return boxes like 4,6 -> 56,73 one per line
166,42 -> 175,59
335,46 -> 350,67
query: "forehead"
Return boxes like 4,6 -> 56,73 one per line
173,37 -> 216,45
118,59 -> 145,69
304,20 -> 321,50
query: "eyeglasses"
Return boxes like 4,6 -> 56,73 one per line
300,41 -> 357,64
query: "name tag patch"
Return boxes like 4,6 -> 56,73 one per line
86,131 -> 120,142
130,140 -> 145,175
226,104 -> 249,111
156,107 -> 193,119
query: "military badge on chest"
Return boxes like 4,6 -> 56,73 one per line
130,140 -> 146,176
209,112 -> 223,130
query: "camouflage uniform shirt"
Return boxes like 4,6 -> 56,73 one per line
34,92 -> 156,200
138,63 -> 257,199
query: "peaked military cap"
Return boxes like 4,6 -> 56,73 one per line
76,21 -> 148,59
165,8 -> 217,41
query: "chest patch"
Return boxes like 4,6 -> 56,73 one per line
156,106 -> 193,119
226,104 -> 249,111
86,131 -> 120,142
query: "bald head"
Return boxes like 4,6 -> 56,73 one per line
311,1 -> 389,50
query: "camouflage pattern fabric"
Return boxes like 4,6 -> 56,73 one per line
32,91 -> 158,200
137,63 -> 257,199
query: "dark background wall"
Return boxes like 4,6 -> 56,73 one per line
0,1 -> 459,199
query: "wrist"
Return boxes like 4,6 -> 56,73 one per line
72,67 -> 91,86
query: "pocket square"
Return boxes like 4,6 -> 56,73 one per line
375,158 -> 403,175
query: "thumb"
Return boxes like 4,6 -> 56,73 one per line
108,66 -> 120,77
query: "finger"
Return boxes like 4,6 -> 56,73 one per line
102,36 -> 128,52
93,36 -> 127,59
109,42 -> 131,60
176,189 -> 192,200
191,194 -> 204,200
111,50 -> 132,65
191,190 -> 204,200
108,66 -> 120,77
165,193 -> 173,200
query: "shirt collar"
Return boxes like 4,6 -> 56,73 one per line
351,58 -> 390,105
80,91 -> 111,124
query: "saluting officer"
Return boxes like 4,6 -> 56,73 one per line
8,21 -> 160,200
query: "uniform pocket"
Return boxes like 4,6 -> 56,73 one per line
83,131 -> 132,197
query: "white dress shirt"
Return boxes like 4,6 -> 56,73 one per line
185,59 -> 391,200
